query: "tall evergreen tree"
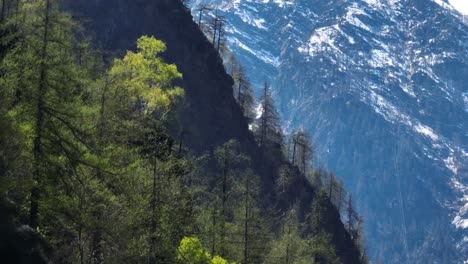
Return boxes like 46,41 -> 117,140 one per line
308,190 -> 340,264
254,81 -> 283,155
1,0 -> 90,230
289,130 -> 314,175
267,208 -> 311,264
231,62 -> 256,123
237,169 -> 270,264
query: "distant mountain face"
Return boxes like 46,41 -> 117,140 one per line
191,0 -> 468,262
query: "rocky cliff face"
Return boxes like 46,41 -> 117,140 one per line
191,0 -> 468,263
68,0 -> 256,155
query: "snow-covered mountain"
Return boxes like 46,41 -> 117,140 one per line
191,0 -> 468,263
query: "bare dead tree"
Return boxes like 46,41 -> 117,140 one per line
195,4 -> 213,27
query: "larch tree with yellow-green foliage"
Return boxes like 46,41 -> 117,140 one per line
79,35 -> 189,263
177,237 -> 234,264
108,35 -> 184,117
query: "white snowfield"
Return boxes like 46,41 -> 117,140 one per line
449,0 -> 468,15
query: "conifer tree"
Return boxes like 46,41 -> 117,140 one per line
237,169 -> 271,264
267,208 -> 311,264
195,4 -> 213,28
289,130 -> 313,175
1,0 -> 90,231
254,81 -> 283,155
308,190 -> 340,264
231,62 -> 256,122
104,35 -> 187,263
209,13 -> 226,51
276,165 -> 294,194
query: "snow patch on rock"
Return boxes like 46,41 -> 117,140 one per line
449,0 -> 468,15
414,124 -> 439,142
229,37 -> 280,67
345,4 -> 372,31
369,49 -> 394,68
445,155 -> 459,175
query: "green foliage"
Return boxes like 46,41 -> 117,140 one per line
177,237 -> 233,264
309,233 -> 340,264
0,0 -> 90,233
187,140 -> 274,264
211,255 -> 232,264
310,189 -> 329,235
108,35 -> 184,116
253,81 -> 283,152
178,237 -> 211,264
267,209 -> 311,264
0,2 -> 366,263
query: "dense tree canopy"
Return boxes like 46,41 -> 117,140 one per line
0,1 -> 367,263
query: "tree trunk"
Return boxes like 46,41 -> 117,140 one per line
292,139 -> 297,165
285,224 -> 291,264
260,84 -> 268,148
91,226 -> 103,264
302,145 -> 306,174
220,156 -> 228,257
1,0 -> 6,21
30,0 -> 51,230
149,160 -> 158,263
198,9 -> 202,27
15,0 -> 19,17
243,174 -> 250,264
211,207 -> 217,257
212,17 -> 218,45
216,20 -> 223,52
178,130 -> 184,154
91,82 -> 108,264
337,186 -> 342,211
238,79 -> 242,105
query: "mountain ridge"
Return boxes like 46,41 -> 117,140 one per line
191,0 -> 468,262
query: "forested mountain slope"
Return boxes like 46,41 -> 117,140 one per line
0,0 -> 365,263
68,2 -> 364,261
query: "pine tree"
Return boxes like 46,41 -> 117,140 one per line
193,140 -> 272,264
238,169 -> 270,264
0,0 -> 91,231
289,130 -> 313,175
267,208 -> 311,264
212,140 -> 249,257
199,140 -> 245,258
231,62 -> 256,123
308,233 -> 340,264
195,4 -> 213,28
310,190 -> 327,236
308,190 -> 340,264
209,13 -> 226,51
254,81 -> 283,155
276,165 -> 294,194
197,140 -> 268,262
